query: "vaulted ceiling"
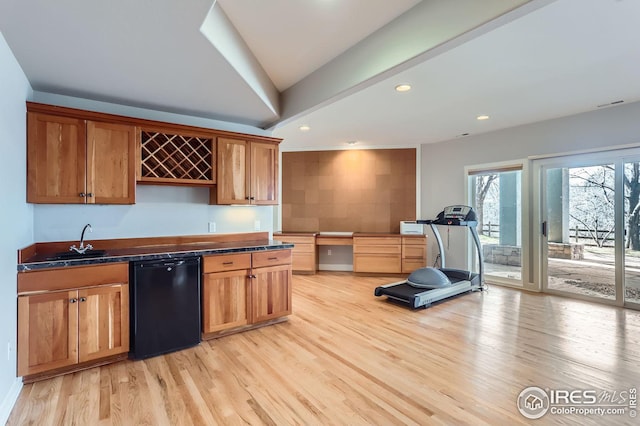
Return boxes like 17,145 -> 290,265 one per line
1,0 -> 639,152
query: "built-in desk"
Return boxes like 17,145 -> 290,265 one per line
275,232 -> 427,274
315,233 -> 353,246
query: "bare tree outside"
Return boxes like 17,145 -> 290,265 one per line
475,174 -> 498,236
569,166 -> 615,248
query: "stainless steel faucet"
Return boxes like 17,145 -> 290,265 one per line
70,224 -> 93,254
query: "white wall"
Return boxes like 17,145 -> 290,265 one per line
0,31 -> 32,422
421,101 -> 640,270
34,186 -> 273,241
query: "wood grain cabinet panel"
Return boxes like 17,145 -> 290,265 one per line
86,121 -> 136,204
78,284 -> 129,362
27,112 -> 86,203
201,250 -> 292,337
213,137 -> 279,205
27,110 -> 136,204
17,264 -> 130,378
202,269 -> 249,333
273,235 -> 317,274
17,291 -> 78,376
353,236 -> 402,273
251,264 -> 292,323
401,236 -> 427,273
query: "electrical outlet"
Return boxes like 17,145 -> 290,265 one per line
328,249 -> 332,256
254,220 -> 261,231
208,222 -> 216,233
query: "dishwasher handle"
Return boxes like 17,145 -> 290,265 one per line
135,257 -> 200,269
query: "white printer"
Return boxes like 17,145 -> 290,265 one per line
400,221 -> 425,235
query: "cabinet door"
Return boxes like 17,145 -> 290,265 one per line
250,264 -> 292,323
250,141 -> 279,205
217,137 -> 249,204
202,269 -> 249,333
17,291 -> 79,376
27,112 -> 87,203
86,121 -> 136,204
78,284 -> 129,362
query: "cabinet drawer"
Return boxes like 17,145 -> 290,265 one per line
277,235 -> 316,245
353,254 -> 401,273
402,259 -> 427,274
403,245 -> 426,259
291,243 -> 315,254
18,263 -> 129,294
353,244 -> 401,255
353,237 -> 401,246
402,236 -> 426,245
203,253 -> 251,273
252,250 -> 292,268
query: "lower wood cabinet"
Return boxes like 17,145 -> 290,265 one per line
17,263 -> 129,378
353,236 -> 402,273
273,233 -> 316,274
402,235 -> 428,273
202,250 -> 292,337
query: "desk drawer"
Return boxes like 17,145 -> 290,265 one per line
252,250 -> 292,268
203,253 -> 251,273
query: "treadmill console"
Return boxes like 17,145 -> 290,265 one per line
417,205 -> 478,226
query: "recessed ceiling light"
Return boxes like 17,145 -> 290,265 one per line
299,124 -> 311,132
395,84 -> 411,92
476,115 -> 490,121
346,140 -> 358,145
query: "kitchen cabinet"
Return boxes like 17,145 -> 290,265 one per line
17,263 -> 129,378
273,233 -> 317,274
213,137 -> 279,205
402,235 -> 428,273
27,111 -> 136,204
201,249 -> 292,337
353,236 -> 402,273
202,253 -> 251,333
138,127 -> 216,186
251,250 -> 293,322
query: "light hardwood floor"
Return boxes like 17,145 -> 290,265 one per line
8,272 -> 640,425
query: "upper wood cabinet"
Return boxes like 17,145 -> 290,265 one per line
26,102 -> 281,204
213,137 -> 279,205
138,127 -> 216,186
27,111 -> 136,204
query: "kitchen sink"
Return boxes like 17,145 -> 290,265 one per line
48,250 -> 108,261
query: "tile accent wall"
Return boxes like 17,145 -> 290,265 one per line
282,149 -> 416,233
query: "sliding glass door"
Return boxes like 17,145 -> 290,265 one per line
624,161 -> 640,306
542,163 -> 617,301
537,151 -> 640,309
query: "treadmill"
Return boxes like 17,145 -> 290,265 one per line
374,205 -> 485,309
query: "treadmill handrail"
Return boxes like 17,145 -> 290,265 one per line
427,222 -> 484,286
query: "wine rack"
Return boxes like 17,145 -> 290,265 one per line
139,130 -> 215,185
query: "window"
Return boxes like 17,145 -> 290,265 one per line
468,165 -> 523,286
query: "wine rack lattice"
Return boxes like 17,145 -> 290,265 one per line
140,131 -> 214,182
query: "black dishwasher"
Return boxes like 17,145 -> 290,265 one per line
130,257 -> 201,359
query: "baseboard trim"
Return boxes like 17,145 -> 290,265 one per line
0,377 -> 22,424
318,264 -> 353,272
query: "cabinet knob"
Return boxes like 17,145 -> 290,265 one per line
79,192 -> 85,197
245,196 -> 250,200
86,193 -> 94,198
79,297 -> 87,302
69,298 -> 77,303
248,274 -> 257,279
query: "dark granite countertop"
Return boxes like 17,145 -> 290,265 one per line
18,239 -> 294,272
